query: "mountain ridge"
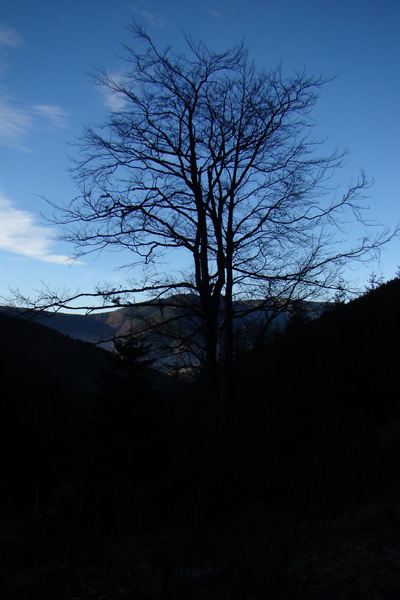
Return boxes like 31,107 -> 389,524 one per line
0,294 -> 330,352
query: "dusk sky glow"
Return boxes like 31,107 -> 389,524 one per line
1,0 -> 399,308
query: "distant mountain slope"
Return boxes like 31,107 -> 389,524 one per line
0,295 -> 329,364
0,306 -> 115,346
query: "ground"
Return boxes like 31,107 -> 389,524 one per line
2,500 -> 400,599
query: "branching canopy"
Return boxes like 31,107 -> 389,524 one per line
17,24 -> 393,382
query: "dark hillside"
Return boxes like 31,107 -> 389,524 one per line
230,277 -> 400,519
0,309 -> 109,391
269,276 -> 400,423
2,280 -> 400,599
0,311 -> 109,506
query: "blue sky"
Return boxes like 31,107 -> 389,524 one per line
0,0 -> 399,307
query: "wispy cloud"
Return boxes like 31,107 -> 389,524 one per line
32,104 -> 68,128
0,192 -> 74,264
0,23 -> 23,74
0,96 -> 32,150
130,4 -> 167,27
0,23 -> 67,149
208,9 -> 223,19
0,97 -> 68,150
0,23 -> 23,48
100,72 -> 128,111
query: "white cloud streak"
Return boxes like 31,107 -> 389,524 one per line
208,9 -> 223,19
32,104 -> 68,128
100,72 -> 128,111
0,98 -> 68,149
0,23 -> 67,149
0,23 -> 23,74
0,192 -> 74,264
0,23 -> 23,48
0,97 -> 32,150
130,5 -> 166,27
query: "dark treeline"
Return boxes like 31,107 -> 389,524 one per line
2,279 -> 400,598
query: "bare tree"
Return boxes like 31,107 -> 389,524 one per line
21,24 -> 390,420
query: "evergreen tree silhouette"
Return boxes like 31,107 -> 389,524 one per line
90,332 -> 164,482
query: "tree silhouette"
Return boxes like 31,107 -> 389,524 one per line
89,330 -> 176,486
19,23 -> 391,433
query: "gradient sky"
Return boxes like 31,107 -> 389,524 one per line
0,0 -> 399,308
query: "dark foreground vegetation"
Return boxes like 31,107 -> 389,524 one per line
2,279 -> 400,599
